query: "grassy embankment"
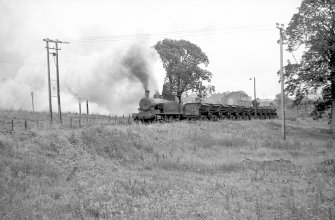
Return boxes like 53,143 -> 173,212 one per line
0,115 -> 334,219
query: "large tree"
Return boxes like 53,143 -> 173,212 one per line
154,39 -> 214,102
284,0 -> 335,133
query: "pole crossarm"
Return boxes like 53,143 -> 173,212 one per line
43,38 -> 70,44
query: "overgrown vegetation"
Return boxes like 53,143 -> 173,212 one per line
0,118 -> 334,219
284,0 -> 335,132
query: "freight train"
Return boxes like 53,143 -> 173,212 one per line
132,90 -> 277,122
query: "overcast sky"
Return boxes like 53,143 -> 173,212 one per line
0,0 -> 302,114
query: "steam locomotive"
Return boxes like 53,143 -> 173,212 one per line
132,90 -> 277,122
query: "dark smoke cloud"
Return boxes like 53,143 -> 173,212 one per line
122,44 -> 152,90
63,41 -> 163,114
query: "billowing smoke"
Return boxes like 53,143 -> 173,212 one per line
122,44 -> 152,90
0,1 -> 165,114
62,41 -> 164,114
0,40 -> 165,114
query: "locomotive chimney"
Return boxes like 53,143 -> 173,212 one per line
145,90 -> 150,98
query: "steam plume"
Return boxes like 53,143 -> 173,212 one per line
63,41 -> 163,114
122,44 -> 152,90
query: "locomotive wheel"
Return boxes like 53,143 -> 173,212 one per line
211,115 -> 218,121
200,115 -> 207,120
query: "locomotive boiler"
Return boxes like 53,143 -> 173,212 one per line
133,90 -> 183,122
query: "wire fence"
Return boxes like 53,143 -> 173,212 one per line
0,114 -> 134,133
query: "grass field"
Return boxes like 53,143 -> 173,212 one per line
0,112 -> 334,219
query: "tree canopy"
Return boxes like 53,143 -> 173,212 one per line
154,39 -> 214,101
284,0 -> 335,130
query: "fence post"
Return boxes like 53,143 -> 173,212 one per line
24,120 -> 27,131
11,119 -> 14,131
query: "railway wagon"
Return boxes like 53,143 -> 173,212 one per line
133,90 -> 278,122
183,103 -> 214,120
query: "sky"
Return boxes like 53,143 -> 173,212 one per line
0,0 -> 302,114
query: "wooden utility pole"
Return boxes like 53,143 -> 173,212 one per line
86,100 -> 89,115
43,38 -> 69,125
55,41 -> 62,124
31,91 -> 35,113
43,39 -> 53,124
250,77 -> 257,119
277,23 -> 286,140
79,99 -> 81,115
254,77 -> 257,119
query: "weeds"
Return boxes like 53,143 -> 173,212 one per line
0,119 -> 334,219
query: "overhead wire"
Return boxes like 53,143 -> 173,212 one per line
0,60 -> 45,65
69,27 -> 274,43
64,24 -> 274,43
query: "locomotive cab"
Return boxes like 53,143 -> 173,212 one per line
133,90 -> 183,122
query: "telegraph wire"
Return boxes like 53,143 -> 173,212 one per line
68,27 -> 274,43
65,24 -> 273,39
64,24 -> 274,43
0,60 -> 45,66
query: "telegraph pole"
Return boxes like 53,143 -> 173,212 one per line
79,99 -> 82,115
250,77 -> 257,119
31,91 -> 35,113
254,77 -> 257,119
54,41 -> 62,124
277,23 -> 286,140
43,39 -> 53,124
43,38 -> 69,125
86,100 -> 89,115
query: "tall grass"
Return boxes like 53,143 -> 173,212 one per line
0,118 -> 334,219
